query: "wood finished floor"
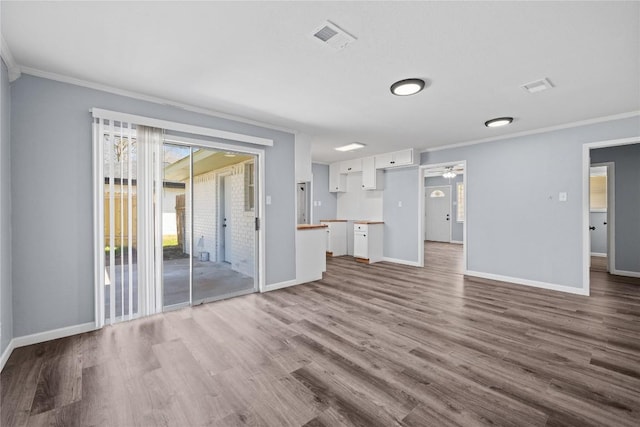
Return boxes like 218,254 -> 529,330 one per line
2,242 -> 640,426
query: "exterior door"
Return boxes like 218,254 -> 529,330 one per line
223,176 -> 232,263
425,186 -> 451,242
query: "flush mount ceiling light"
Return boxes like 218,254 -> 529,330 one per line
390,78 -> 425,96
223,152 -> 237,157
335,142 -> 366,152
485,117 -> 514,128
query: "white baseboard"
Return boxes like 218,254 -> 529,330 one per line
1,339 -> 15,372
465,270 -> 589,296
1,321 -> 96,372
450,240 -> 464,245
381,257 -> 422,267
611,269 -> 640,278
12,322 -> 96,349
591,252 -> 607,257
262,279 -> 298,293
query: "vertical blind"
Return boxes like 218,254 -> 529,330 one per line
93,117 -> 163,326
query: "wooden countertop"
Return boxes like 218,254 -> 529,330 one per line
320,219 -> 348,222
354,221 -> 384,225
297,224 -> 329,230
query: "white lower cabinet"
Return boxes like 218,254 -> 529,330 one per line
321,221 -> 347,256
353,223 -> 383,263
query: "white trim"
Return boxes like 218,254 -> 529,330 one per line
465,270 -> 589,296
419,161 -> 467,272
12,322 -> 97,350
381,257 -> 422,267
20,66 -> 296,134
1,339 -> 14,372
0,36 -> 21,82
583,138 -> 639,295
450,240 -> 464,245
590,252 -> 607,257
92,108 -> 273,147
421,111 -> 640,153
262,279 -> 298,292
610,269 -> 640,278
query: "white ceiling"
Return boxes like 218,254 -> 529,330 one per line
2,1 -> 639,163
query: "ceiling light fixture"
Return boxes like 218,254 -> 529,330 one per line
224,152 -> 237,157
484,117 -> 514,128
442,167 -> 457,179
390,78 -> 425,96
335,142 -> 365,152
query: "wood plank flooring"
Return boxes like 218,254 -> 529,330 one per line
2,242 -> 640,426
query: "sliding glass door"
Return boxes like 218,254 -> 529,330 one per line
161,144 -> 258,309
94,115 -> 263,327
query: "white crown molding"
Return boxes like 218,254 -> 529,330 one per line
0,35 -> 21,82
421,111 -> 640,154
19,66 -> 298,135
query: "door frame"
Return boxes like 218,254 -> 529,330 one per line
418,160 -> 467,271
590,162 -> 615,273
424,185 -> 452,242
582,136 -> 639,293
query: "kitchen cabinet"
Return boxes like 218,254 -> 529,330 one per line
361,156 -> 384,190
353,222 -> 384,264
375,149 -> 415,169
321,220 -> 347,256
329,162 -> 346,192
339,159 -> 363,174
296,225 -> 328,285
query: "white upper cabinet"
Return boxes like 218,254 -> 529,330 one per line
339,159 -> 363,174
375,148 -> 415,169
361,156 -> 384,190
329,162 -> 346,192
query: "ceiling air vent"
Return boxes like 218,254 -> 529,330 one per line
311,20 -> 356,50
521,78 -> 554,93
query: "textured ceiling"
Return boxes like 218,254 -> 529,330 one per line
2,1 -> 639,162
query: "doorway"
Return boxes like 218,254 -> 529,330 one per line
418,161 -> 467,271
588,164 -> 612,273
583,137 -> 640,292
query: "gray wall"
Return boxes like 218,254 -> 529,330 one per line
383,167 -> 420,262
1,60 -> 13,356
425,174 -> 464,242
591,143 -> 640,273
311,163 -> 337,222
11,74 -> 295,337
421,116 -> 640,289
589,212 -> 607,254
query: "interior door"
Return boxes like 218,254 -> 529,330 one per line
425,186 -> 451,242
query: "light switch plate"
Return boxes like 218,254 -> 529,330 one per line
559,192 -> 567,202
266,195 -> 272,205
398,201 -> 403,207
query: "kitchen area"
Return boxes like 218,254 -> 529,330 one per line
305,148 -> 417,266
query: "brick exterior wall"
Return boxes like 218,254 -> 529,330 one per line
183,160 -> 255,277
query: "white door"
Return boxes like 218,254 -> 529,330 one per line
425,186 -> 451,242
223,176 -> 232,263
